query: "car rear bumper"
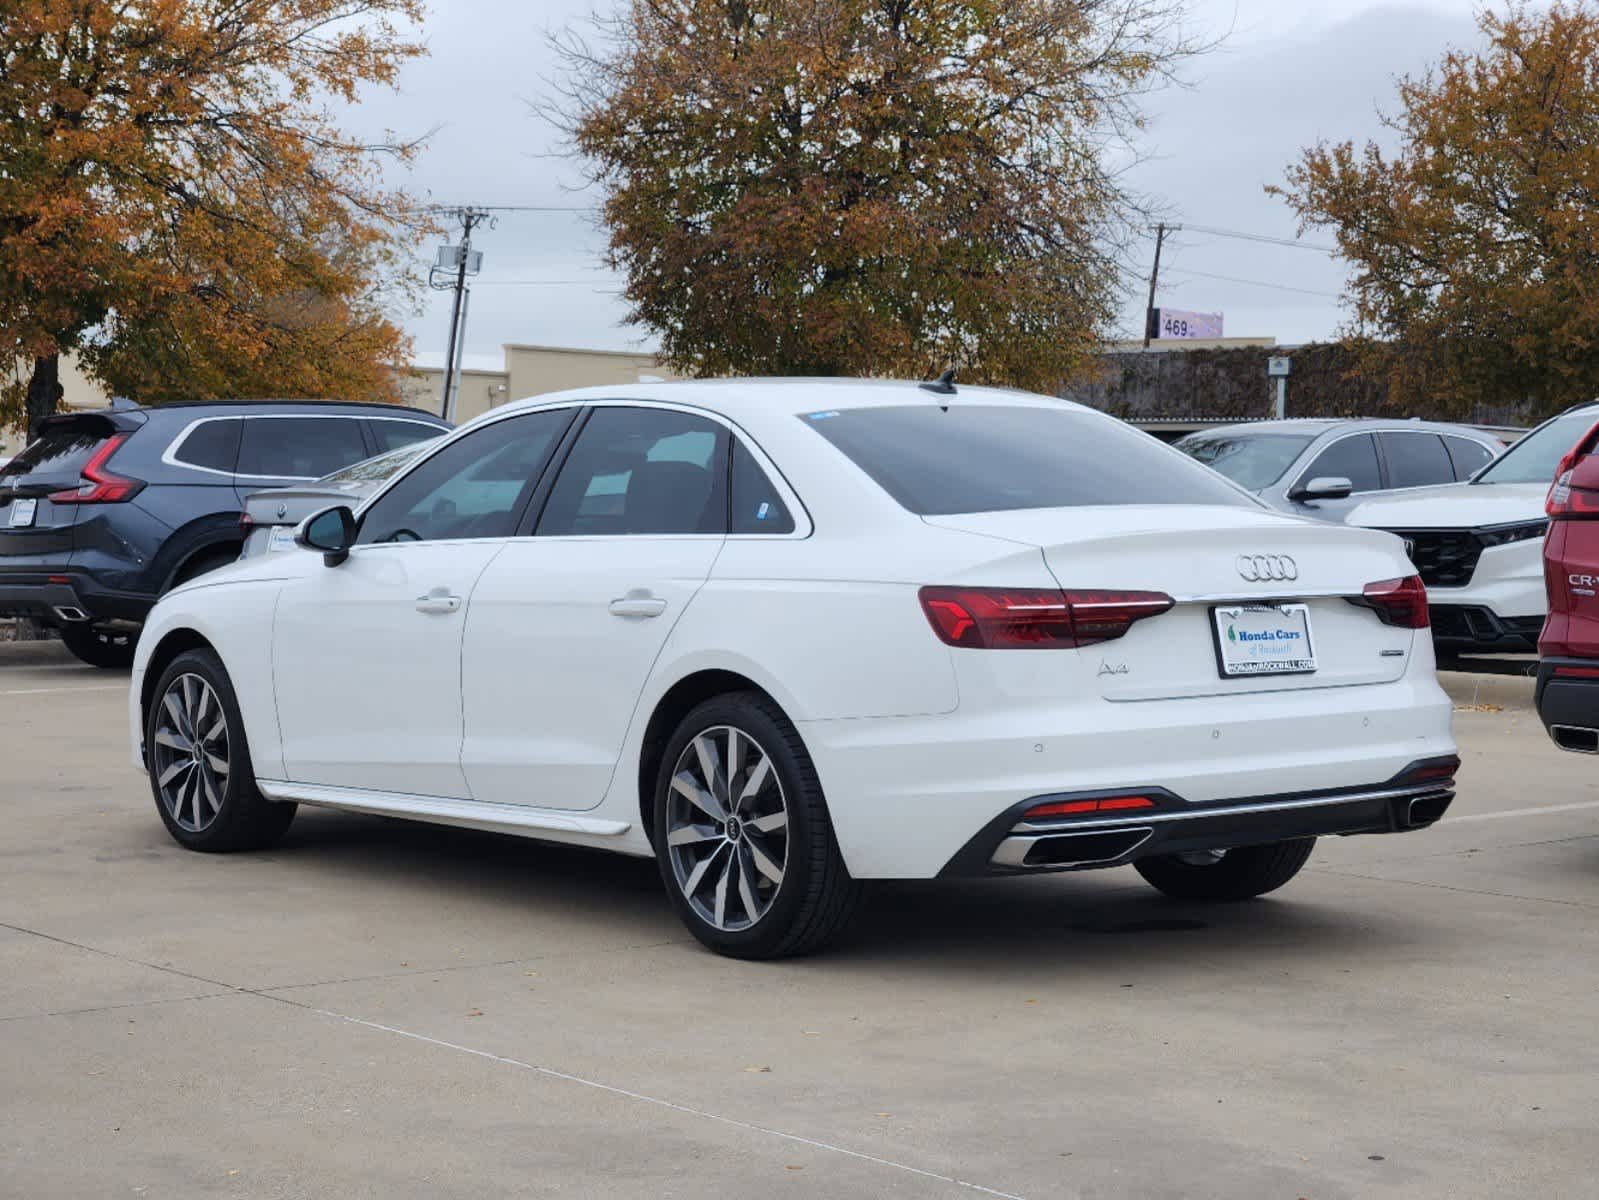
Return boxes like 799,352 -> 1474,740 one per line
0,566 -> 154,626
1425,545 -> 1544,651
1535,658 -> 1599,752
939,764 -> 1457,876
799,674 -> 1456,878
1430,604 -> 1542,652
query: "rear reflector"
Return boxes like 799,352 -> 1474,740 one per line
1024,795 -> 1157,820
46,434 -> 143,504
1553,664 -> 1599,678
918,587 -> 1174,649
1351,575 -> 1430,629
1398,756 -> 1460,785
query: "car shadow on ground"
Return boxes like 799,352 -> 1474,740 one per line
264,808 -> 1431,977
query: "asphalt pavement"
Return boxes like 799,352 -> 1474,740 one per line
2,640 -> 1596,1199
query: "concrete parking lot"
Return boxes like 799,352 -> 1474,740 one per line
2,641 -> 1597,1199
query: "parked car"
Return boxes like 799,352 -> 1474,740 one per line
131,379 -> 1457,958
1535,414 -> 1599,751
1174,419 -> 1502,522
1347,404 -> 1598,655
0,401 -> 450,666
239,437 -> 442,559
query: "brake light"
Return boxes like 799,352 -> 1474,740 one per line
1024,795 -> 1157,820
1547,421 -> 1599,517
1352,575 -> 1430,629
918,587 -> 1174,649
46,435 -> 143,504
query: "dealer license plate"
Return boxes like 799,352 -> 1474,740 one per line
1213,604 -> 1317,677
8,498 -> 37,527
266,525 -> 299,553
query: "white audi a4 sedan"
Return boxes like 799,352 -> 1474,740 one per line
130,379 -> 1458,958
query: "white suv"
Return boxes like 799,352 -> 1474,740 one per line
1347,405 -> 1599,653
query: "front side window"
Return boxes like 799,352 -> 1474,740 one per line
1475,411 -> 1597,485
357,409 -> 572,544
238,417 -> 368,479
1379,432 -> 1455,488
537,407 -> 729,536
1174,432 -> 1314,491
803,404 -> 1252,515
1301,434 -> 1382,493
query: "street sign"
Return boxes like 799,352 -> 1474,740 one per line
1152,308 -> 1223,340
1267,356 -> 1292,377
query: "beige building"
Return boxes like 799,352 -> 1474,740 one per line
401,343 -> 678,423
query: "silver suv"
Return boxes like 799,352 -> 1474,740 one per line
1174,419 -> 1503,522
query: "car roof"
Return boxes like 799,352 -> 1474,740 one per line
494,377 -> 1092,421
107,400 -> 448,420
1178,418 -> 1498,440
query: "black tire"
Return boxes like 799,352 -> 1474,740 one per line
172,546 -> 240,587
1134,838 -> 1316,902
58,622 -> 136,669
652,692 -> 863,959
145,648 -> 295,852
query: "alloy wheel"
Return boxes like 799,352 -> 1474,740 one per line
151,673 -> 230,833
665,725 -> 789,931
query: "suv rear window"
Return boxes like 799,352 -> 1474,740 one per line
0,417 -> 117,487
238,416 -> 369,479
802,404 -> 1252,514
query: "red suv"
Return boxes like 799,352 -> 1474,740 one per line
1537,417 -> 1599,751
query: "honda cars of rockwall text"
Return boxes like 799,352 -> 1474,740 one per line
130,380 -> 1458,958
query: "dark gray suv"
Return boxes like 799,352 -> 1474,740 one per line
0,401 -> 450,666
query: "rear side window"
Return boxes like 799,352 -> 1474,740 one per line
1445,436 -> 1495,480
538,407 -> 729,536
1380,432 -> 1455,488
801,404 -> 1250,514
1302,434 -> 1382,493
170,418 -> 241,472
730,439 -> 795,533
0,419 -> 115,485
238,417 -> 369,479
369,418 -> 444,453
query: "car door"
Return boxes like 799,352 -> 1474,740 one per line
460,404 -> 730,810
271,408 -> 576,797
1287,432 -> 1384,521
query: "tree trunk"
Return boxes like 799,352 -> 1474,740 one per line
25,353 -> 62,440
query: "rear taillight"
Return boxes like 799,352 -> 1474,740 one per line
46,435 -> 143,504
1547,420 -> 1599,517
1024,795 -> 1157,820
1352,575 -> 1430,629
918,586 -> 1174,649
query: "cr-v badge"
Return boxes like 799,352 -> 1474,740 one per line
1236,554 -> 1298,582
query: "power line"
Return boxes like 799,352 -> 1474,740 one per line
1176,223 -> 1339,254
424,203 -> 591,213
1166,267 -> 1343,299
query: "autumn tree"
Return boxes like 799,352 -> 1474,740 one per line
0,1 -> 428,434
554,0 -> 1202,390
1275,1 -> 1599,418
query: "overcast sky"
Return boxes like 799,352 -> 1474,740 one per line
359,0 -> 1490,366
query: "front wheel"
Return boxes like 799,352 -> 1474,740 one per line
146,648 -> 295,852
653,693 -> 862,959
1134,838 -> 1316,901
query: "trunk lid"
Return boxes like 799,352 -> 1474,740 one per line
924,505 -> 1418,701
0,414 -> 128,559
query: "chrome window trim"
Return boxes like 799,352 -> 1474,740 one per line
162,413 -> 444,482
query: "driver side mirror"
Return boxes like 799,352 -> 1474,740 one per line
1289,475 -> 1354,502
295,504 -> 357,567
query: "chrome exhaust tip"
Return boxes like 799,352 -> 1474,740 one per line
52,605 -> 89,623
1404,793 -> 1453,828
992,827 -> 1154,869
1551,725 -> 1599,755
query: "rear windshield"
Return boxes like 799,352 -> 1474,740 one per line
802,404 -> 1254,514
319,438 -> 439,485
0,419 -> 116,486
1474,411 -> 1596,485
1174,431 -> 1314,490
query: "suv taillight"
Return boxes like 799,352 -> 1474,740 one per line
1352,575 -> 1430,629
46,434 -> 143,504
1547,420 -> 1599,517
918,586 -> 1174,649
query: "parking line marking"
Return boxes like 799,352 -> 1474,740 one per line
278,997 -> 1029,1199
0,684 -> 127,696
1446,799 -> 1599,823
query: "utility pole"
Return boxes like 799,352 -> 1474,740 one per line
429,206 -> 491,420
1143,223 -> 1168,349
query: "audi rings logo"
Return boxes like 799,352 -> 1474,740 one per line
1236,554 -> 1298,582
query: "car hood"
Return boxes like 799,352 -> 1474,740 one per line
1344,482 -> 1548,530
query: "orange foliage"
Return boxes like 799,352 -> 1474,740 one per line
1275,2 -> 1599,418
0,0 -> 428,425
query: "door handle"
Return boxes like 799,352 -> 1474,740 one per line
609,591 -> 668,619
415,590 -> 462,615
